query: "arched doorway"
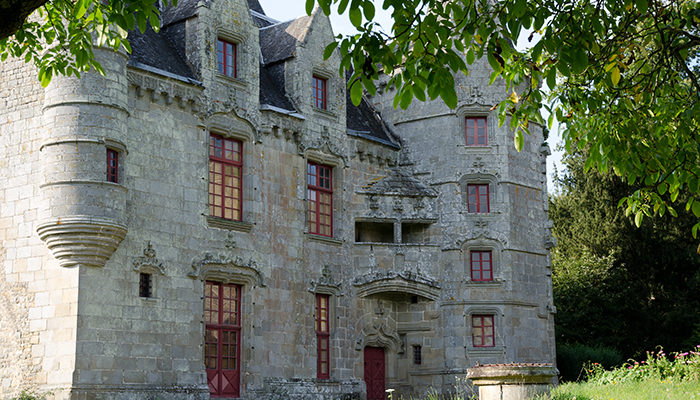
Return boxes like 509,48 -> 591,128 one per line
364,346 -> 386,400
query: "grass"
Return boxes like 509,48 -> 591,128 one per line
539,346 -> 700,400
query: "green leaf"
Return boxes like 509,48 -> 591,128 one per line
337,0 -> 350,14
692,200 -> 700,218
636,0 -> 648,13
350,80 -> 363,106
323,42 -> 338,60
74,0 -> 88,19
466,48 -> 475,65
363,1 -> 375,21
399,85 -> 414,109
634,212 -> 643,227
657,182 -> 668,195
439,86 -> 457,109
349,8 -> 362,28
611,67 -> 621,86
514,129 -> 524,151
572,48 -> 588,74
39,66 -> 52,87
305,0 -> 315,15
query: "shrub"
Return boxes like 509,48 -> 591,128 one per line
557,343 -> 624,381
584,345 -> 700,385
12,391 -> 48,400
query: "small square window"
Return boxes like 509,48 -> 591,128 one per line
467,184 -> 489,213
466,117 -> 487,146
472,315 -> 495,347
139,273 -> 152,298
313,76 -> 327,110
470,250 -> 493,281
106,149 -> 119,183
413,345 -> 422,365
217,39 -> 237,78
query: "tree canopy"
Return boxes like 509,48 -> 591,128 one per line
2,0 -> 698,237
550,150 -> 700,363
0,0 -> 173,87
312,0 -> 700,238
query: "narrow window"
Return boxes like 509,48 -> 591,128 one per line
106,149 -> 119,183
413,345 -> 422,365
315,294 -> 330,379
307,162 -> 333,237
465,117 -> 487,146
467,184 -> 489,213
313,76 -> 327,110
138,273 -> 152,298
470,251 -> 493,281
217,39 -> 237,78
205,281 -> 242,397
209,134 -> 243,221
472,315 -> 495,347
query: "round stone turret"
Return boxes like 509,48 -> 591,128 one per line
37,47 -> 129,268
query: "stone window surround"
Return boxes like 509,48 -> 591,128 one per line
206,124 -> 255,232
457,106 -> 494,152
311,67 -> 338,118
459,173 -> 498,215
466,183 -> 490,213
465,306 -> 505,355
216,29 -> 247,88
305,150 -> 344,242
462,237 -> 504,284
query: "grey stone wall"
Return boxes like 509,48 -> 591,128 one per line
0,1 -> 555,399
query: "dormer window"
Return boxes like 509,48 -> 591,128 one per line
313,76 -> 327,110
217,39 -> 237,78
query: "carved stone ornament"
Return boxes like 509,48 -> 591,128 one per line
354,303 -> 404,353
37,216 -> 127,268
308,265 -> 342,296
133,241 -> 166,275
297,132 -> 348,166
352,268 -> 441,300
456,229 -> 509,249
189,252 -> 266,287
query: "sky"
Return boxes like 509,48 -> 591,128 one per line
257,0 -> 565,193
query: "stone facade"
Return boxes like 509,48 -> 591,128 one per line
0,1 -> 556,399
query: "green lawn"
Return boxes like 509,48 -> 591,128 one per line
548,380 -> 700,400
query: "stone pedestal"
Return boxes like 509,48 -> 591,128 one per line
466,363 -> 558,400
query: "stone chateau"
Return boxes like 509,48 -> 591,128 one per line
0,0 -> 556,399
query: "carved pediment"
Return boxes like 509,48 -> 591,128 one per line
353,269 -> 441,300
133,241 -> 165,275
189,253 -> 266,287
308,265 -> 342,296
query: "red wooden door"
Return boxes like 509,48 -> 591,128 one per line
364,347 -> 386,400
205,282 -> 241,397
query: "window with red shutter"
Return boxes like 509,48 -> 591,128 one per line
472,315 -> 495,347
316,294 -> 330,379
205,281 -> 242,397
209,134 -> 242,221
470,251 -> 493,281
465,117 -> 487,146
217,39 -> 237,78
312,76 -> 327,110
467,184 -> 489,213
307,162 -> 333,237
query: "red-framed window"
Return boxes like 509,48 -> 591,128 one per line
106,149 -> 119,183
205,281 -> 242,397
467,184 -> 489,213
217,39 -> 237,78
307,162 -> 333,237
312,76 -> 327,109
315,294 -> 330,379
472,315 -> 495,347
470,251 -> 493,281
466,117 -> 487,146
209,134 -> 242,221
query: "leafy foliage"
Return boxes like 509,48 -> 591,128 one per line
557,343 -> 624,382
309,0 -> 700,235
550,151 -> 700,359
0,0 -> 175,87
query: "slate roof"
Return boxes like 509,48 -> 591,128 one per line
127,26 -> 197,81
259,16 -> 313,65
359,169 -> 437,197
127,1 -> 400,148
